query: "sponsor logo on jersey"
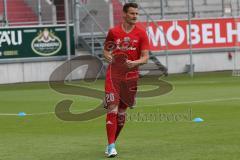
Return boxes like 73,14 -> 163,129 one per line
115,37 -> 137,51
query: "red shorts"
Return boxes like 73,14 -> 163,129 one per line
104,76 -> 138,108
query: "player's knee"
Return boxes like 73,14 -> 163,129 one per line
107,104 -> 118,114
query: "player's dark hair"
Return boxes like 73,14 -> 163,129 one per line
123,2 -> 138,13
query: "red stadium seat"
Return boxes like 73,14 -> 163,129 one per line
0,0 -> 37,26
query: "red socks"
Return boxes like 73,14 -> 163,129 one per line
106,103 -> 127,144
106,112 -> 117,145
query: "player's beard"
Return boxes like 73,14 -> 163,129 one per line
126,18 -> 137,25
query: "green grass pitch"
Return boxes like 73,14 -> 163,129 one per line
0,71 -> 240,160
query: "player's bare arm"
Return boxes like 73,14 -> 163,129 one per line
126,50 -> 149,68
103,49 -> 113,63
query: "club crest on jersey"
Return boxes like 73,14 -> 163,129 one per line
123,37 -> 130,42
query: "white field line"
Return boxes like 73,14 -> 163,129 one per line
0,97 -> 240,116
141,97 -> 240,107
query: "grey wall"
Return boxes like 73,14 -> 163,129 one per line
0,51 -> 238,84
157,52 -> 237,74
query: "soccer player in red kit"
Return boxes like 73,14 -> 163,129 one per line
103,2 -> 149,157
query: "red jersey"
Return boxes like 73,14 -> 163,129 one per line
104,24 -> 149,80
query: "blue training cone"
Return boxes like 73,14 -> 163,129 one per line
193,117 -> 204,123
18,112 -> 27,117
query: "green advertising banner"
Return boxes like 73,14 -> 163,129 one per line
0,25 -> 75,59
